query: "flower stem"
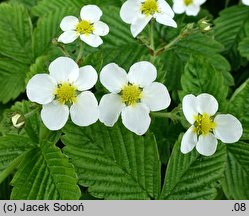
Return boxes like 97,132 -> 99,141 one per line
56,43 -> 71,57
151,110 -> 183,122
150,20 -> 155,51
76,42 -> 84,64
154,23 -> 197,56
24,107 -> 40,119
155,34 -> 182,56
149,20 -> 157,63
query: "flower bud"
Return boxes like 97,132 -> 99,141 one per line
198,19 -> 212,32
52,38 -> 59,46
11,113 -> 25,129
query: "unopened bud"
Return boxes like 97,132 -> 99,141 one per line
11,114 -> 25,129
52,38 -> 59,46
198,19 -> 212,32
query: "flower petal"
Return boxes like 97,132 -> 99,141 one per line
70,91 -> 99,126
75,65 -> 98,91
128,61 -> 157,87
60,16 -> 78,31
99,93 -> 125,127
93,21 -> 109,36
154,13 -> 177,28
121,103 -> 151,135
196,133 -> 218,156
197,0 -> 207,5
80,5 -> 102,22
186,4 -> 200,16
182,94 -> 198,124
141,82 -> 171,111
173,1 -> 186,14
26,74 -> 56,105
58,31 -> 79,44
157,0 -> 175,18
49,57 -> 79,83
120,0 -> 141,24
243,0 -> 249,5
41,102 -> 69,130
181,126 -> 197,154
80,34 -> 103,47
197,93 -> 218,116
100,63 -> 128,93
130,15 -> 151,37
213,114 -> 243,143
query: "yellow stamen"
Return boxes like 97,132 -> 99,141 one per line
121,84 -> 143,106
140,0 -> 159,16
193,113 -> 216,136
184,0 -> 193,6
54,82 -> 77,104
76,20 -> 94,35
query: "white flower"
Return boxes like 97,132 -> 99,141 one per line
120,0 -> 177,38
26,57 -> 99,130
99,61 -> 171,135
181,93 -> 243,156
173,0 -> 206,16
242,0 -> 249,6
58,5 -> 109,47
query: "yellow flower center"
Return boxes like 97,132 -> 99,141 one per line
54,82 -> 77,105
140,0 -> 159,16
121,84 -> 143,106
184,0 -> 193,6
76,20 -> 94,35
193,113 -> 217,136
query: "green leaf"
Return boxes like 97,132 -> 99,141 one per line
11,141 -> 81,200
32,7 -> 78,57
180,55 -> 228,104
175,33 -> 224,60
62,122 -> 161,200
0,3 -> 33,103
222,141 -> 249,199
0,57 -> 28,103
31,0 -> 80,16
0,176 -> 12,199
238,37 -> 249,60
0,3 -> 33,64
161,51 -> 184,91
25,55 -> 50,84
101,44 -> 147,70
9,0 -> 40,9
31,0 -> 122,17
99,6 -> 147,70
162,33 -> 233,90
214,5 -> 249,68
0,135 -> 34,174
0,103 -> 8,125
228,79 -> 249,140
101,6 -> 136,47
160,134 -> 226,200
150,118 -> 184,165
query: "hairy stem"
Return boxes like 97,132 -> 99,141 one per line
57,44 -> 71,57
151,111 -> 183,122
150,20 -> 155,51
155,34 -> 182,56
76,42 -> 84,64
